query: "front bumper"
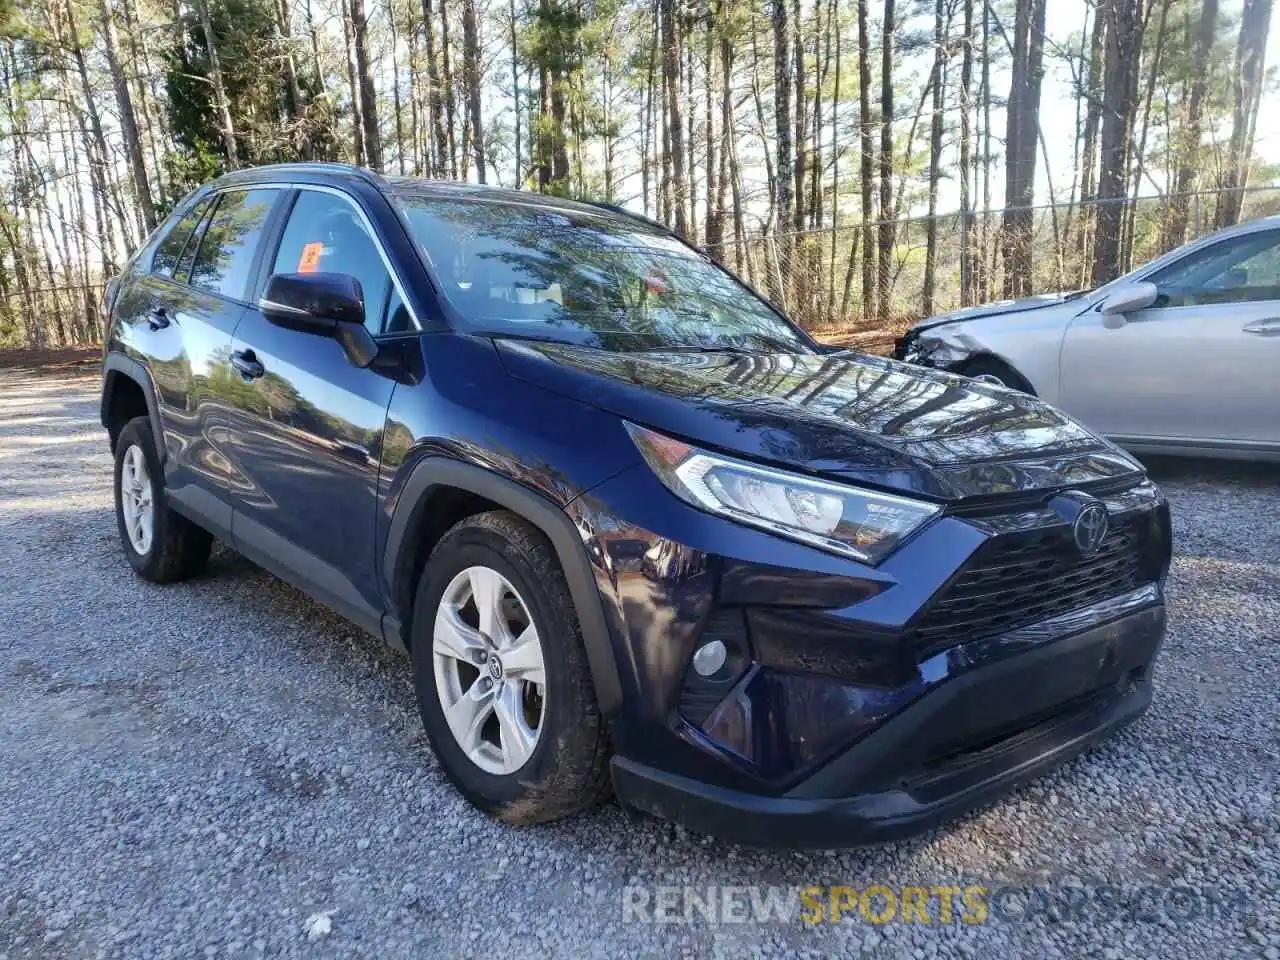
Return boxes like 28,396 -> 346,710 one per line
612,597 -> 1164,848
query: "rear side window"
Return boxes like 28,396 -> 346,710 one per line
189,189 -> 281,301
151,197 -> 213,277
174,200 -> 216,284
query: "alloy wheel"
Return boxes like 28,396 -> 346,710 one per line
432,565 -> 547,775
119,444 -> 155,556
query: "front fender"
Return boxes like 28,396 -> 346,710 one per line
381,456 -> 624,717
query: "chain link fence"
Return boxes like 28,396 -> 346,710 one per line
705,186 -> 1280,344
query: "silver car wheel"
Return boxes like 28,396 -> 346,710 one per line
432,565 -> 546,775
119,444 -> 155,556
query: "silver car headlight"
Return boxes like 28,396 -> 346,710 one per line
626,423 -> 941,564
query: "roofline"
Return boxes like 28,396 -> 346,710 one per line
218,165 -> 688,244
215,162 -> 387,189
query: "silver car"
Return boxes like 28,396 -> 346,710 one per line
896,218 -> 1280,461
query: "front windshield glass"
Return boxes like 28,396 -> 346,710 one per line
394,191 -> 812,353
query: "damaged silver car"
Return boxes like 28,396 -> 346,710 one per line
896,218 -> 1280,462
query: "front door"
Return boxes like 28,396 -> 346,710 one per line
1059,229 -> 1280,446
225,187 -> 407,634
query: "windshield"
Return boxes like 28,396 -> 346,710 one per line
394,191 -> 812,353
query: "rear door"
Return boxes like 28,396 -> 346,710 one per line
110,190 -> 278,537
157,187 -> 287,530
224,186 -> 413,633
1059,229 -> 1280,446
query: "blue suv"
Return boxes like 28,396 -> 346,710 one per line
100,164 -> 1171,846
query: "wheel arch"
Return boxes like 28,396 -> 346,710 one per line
101,353 -> 165,459
949,352 -> 1039,395
382,457 -> 623,717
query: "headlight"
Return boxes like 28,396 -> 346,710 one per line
626,423 -> 940,564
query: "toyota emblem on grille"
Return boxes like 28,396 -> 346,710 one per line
1073,502 -> 1110,555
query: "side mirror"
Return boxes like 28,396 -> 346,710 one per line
1099,281 -> 1158,328
259,272 -> 378,368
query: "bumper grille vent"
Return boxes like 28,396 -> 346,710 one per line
910,510 -> 1158,658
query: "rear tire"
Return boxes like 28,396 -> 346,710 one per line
410,510 -> 611,824
957,357 -> 1036,394
113,416 -> 212,583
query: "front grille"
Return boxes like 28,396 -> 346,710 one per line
910,510 -> 1156,658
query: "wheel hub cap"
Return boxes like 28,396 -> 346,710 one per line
431,565 -> 546,775
119,444 -> 154,556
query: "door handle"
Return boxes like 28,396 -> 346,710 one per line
1242,318 -> 1280,336
148,308 -> 170,331
231,349 -> 265,380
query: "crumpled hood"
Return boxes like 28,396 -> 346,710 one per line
913,290 -> 1090,334
495,339 -> 1142,501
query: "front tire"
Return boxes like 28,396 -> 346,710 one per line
410,510 -> 611,824
113,416 -> 212,583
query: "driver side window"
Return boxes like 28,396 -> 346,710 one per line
271,190 -> 394,335
1150,230 -> 1280,309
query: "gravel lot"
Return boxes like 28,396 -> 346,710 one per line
1,368 -> 1277,959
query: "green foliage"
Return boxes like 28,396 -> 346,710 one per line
163,0 -> 341,200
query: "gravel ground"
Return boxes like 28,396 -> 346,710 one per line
1,368 -> 1277,959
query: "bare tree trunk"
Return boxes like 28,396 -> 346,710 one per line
340,0 -> 366,164
64,0 -> 126,263
684,18 -> 697,241
876,0 -> 894,320
979,0 -> 992,299
121,0 -> 167,202
509,0 -> 521,185
536,56 -> 552,190
1124,0 -> 1171,268
856,0 -> 875,319
1000,0 -> 1046,298
462,0 -> 486,181
276,0 -> 309,159
1092,0 -> 1146,286
1164,0 -> 1217,247
440,2 -> 459,178
96,0 -> 155,230
422,0 -> 448,175
642,0 -> 658,213
351,0 -> 382,169
1076,1 -> 1106,277
388,0 -> 406,174
714,36 -> 733,256
193,0 -> 239,167
959,0 -> 975,305
792,0 -> 806,240
828,0 -> 841,316
922,0 -> 946,317
662,0 -> 689,235
704,0 -> 720,249
1218,0 -> 1272,227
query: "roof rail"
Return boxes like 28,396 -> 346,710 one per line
217,162 -> 387,188
575,199 -> 680,238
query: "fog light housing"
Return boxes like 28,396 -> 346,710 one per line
679,609 -> 751,727
692,640 -> 728,678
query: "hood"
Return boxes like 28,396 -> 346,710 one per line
494,340 -> 1142,501
912,290 -> 1090,334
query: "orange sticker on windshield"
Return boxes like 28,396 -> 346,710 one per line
298,242 -> 324,273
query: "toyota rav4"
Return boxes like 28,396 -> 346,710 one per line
99,163 -> 1171,847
